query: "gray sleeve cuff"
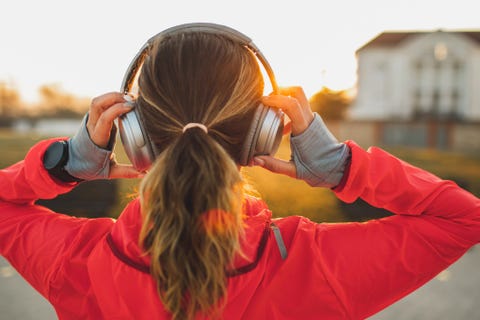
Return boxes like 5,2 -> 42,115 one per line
290,113 -> 350,188
64,114 -> 115,180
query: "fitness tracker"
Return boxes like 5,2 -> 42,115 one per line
43,141 -> 84,183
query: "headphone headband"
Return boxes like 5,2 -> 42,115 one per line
121,22 -> 278,95
118,23 -> 283,170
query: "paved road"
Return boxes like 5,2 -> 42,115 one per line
1,246 -> 480,319
370,245 -> 480,320
0,257 -> 56,319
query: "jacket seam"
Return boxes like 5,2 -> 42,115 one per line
106,223 -> 272,278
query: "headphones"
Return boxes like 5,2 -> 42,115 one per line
118,23 -> 284,171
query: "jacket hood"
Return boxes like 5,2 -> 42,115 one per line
107,195 -> 272,274
87,195 -> 273,318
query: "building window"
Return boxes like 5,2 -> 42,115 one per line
411,44 -> 464,120
434,42 -> 448,61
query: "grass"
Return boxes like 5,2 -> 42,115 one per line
1,129 -> 479,223
0,130 -> 47,167
382,146 -> 480,196
242,138 -> 346,222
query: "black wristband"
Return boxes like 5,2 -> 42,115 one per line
43,141 -> 84,183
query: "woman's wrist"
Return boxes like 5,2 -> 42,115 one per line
290,113 -> 350,188
64,114 -> 116,180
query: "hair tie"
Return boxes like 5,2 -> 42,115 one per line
182,123 -> 208,134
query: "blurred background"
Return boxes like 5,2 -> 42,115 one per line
1,0 -> 480,319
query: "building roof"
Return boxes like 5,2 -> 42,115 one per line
357,30 -> 480,52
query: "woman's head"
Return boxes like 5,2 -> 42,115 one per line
137,30 -> 265,320
136,31 -> 264,162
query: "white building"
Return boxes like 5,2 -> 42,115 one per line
351,30 -> 480,121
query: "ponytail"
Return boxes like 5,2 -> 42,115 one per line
136,30 -> 264,319
139,127 -> 245,320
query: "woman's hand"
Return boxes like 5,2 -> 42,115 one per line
254,86 -> 350,188
65,92 -> 144,180
262,86 -> 314,137
86,92 -> 131,149
254,86 -> 314,178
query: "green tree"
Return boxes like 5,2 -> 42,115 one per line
0,82 -> 22,126
0,82 -> 21,117
38,84 -> 89,118
309,87 -> 351,121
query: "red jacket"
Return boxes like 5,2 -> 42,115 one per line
1,138 -> 479,319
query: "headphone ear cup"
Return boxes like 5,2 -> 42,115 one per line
118,106 -> 156,171
239,103 -> 284,166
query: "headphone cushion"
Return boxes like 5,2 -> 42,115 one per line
255,106 -> 284,156
118,107 -> 156,171
239,103 -> 284,166
239,104 -> 266,166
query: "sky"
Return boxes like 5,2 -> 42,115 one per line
2,0 -> 480,104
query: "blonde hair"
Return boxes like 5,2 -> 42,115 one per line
137,32 -> 264,319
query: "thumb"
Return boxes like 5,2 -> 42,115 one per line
109,163 -> 145,179
253,156 -> 297,179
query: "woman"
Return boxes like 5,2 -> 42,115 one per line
1,25 -> 479,320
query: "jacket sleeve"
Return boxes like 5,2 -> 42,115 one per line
315,141 -> 480,319
0,138 -> 76,204
0,139 -> 112,299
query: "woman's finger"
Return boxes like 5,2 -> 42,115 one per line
262,94 -> 300,113
90,102 -> 133,148
262,95 -> 312,135
278,86 -> 308,106
253,155 -> 296,178
283,118 -> 292,135
88,92 -> 126,128
109,163 -> 146,179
